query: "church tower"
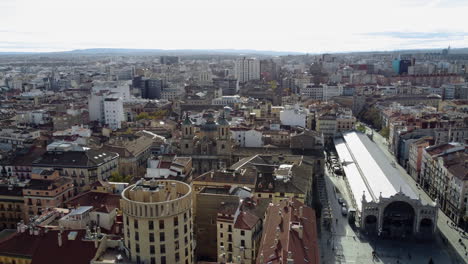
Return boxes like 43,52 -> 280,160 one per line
216,112 -> 231,155
180,113 -> 194,154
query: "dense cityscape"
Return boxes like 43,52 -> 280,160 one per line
0,47 -> 466,264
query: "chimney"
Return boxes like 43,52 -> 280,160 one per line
58,232 -> 62,247
291,223 -> 303,239
287,251 -> 294,264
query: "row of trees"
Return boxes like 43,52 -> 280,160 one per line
136,110 -> 168,121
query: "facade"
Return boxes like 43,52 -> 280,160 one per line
419,143 -> 468,224
335,131 -> 438,239
0,185 -> 24,229
102,133 -> 153,177
121,179 -> 194,264
217,197 -> 269,264
301,84 -> 323,100
23,169 -> 74,221
103,97 -> 125,130
235,58 -> 260,83
279,105 -> 309,128
0,128 -> 40,151
408,137 -> 433,181
179,113 -> 232,175
230,128 -> 263,148
31,148 -> 119,190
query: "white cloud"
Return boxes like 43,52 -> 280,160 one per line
0,0 -> 467,52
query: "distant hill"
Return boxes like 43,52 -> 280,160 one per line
1,47 -> 468,56
0,48 -> 304,56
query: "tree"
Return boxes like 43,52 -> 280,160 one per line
108,172 -> 132,183
380,126 -> 390,139
136,112 -> 150,120
356,123 -> 366,133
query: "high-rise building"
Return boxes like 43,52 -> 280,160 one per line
160,56 -> 179,65
121,179 -> 194,264
235,57 -> 260,83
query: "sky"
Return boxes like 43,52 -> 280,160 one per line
0,0 -> 467,53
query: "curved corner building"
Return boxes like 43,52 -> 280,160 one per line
121,179 -> 194,264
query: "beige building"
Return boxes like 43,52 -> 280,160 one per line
103,133 -> 153,177
217,197 -> 269,264
23,169 -> 74,221
121,179 -> 194,264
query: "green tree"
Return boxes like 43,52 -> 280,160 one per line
356,123 -> 366,133
380,126 -> 390,139
109,172 -> 132,183
136,112 -> 150,120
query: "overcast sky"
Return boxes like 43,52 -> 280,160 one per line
1,0 -> 467,53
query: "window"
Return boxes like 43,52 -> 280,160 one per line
150,245 -> 155,254
220,232 -> 223,238
149,220 -> 154,230
184,224 -> 188,234
220,223 -> 223,229
174,229 -> 179,239
175,241 -> 180,250
159,220 -> 164,229
160,245 -> 166,254
149,233 -> 155,242
184,236 -> 188,245
161,256 -> 166,264
241,230 -> 245,236
136,243 -> 140,253
135,232 -> 139,241
228,225 -> 232,232
185,247 -> 188,256
150,257 -> 156,264
174,216 -> 178,226
175,253 -> 180,262
134,219 -> 138,229
241,240 -> 245,247
160,232 -> 165,242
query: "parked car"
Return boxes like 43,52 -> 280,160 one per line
338,197 -> 344,205
341,206 -> 348,216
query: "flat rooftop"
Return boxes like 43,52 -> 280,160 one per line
334,131 -> 420,211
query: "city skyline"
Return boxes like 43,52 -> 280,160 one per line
1,0 -> 468,53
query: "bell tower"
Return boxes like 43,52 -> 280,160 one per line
181,113 -> 194,154
216,112 -> 231,155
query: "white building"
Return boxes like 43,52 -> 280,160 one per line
103,97 -> 125,130
212,95 -> 242,107
235,57 -> 260,83
322,84 -> 343,101
279,105 -> 309,128
301,84 -> 324,100
230,128 -> 263,147
92,81 -> 131,100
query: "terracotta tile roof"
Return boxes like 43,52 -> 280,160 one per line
31,230 -> 97,264
256,198 -> 319,264
65,191 -> 121,211
234,211 -> 259,230
0,231 -> 41,259
0,229 -> 97,264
